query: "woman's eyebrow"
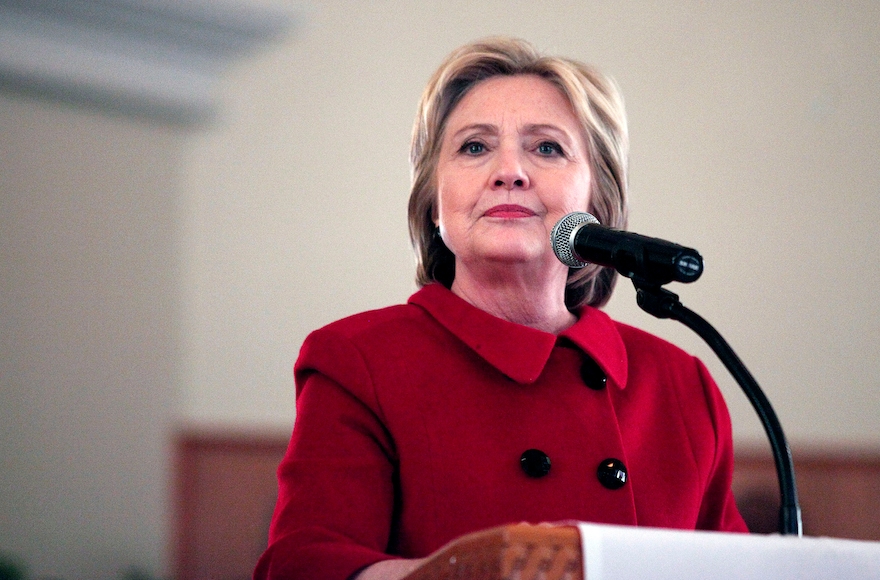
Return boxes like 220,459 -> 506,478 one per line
522,123 -> 573,138
448,123 -> 498,140
446,122 -> 578,147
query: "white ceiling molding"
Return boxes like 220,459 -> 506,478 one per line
0,0 -> 297,125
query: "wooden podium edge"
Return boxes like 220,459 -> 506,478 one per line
402,523 -> 583,580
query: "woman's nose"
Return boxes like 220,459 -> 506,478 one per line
490,149 -> 530,190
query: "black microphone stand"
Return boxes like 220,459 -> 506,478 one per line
631,279 -> 803,536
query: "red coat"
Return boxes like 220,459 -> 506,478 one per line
254,283 -> 747,580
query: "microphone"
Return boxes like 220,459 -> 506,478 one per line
551,212 -> 704,285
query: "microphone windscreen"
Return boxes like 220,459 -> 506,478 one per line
551,212 -> 598,268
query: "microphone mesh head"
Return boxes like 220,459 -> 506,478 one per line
551,212 -> 599,268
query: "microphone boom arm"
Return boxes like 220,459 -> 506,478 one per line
632,279 -> 803,536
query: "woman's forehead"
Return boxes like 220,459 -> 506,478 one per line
446,75 -> 577,128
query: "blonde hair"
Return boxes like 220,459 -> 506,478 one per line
408,37 -> 629,309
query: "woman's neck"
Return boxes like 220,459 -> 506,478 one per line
450,263 -> 576,334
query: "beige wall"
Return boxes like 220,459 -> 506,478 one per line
2,1 -> 879,578
182,0 -> 880,444
0,97 -> 185,577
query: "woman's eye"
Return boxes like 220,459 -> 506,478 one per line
537,141 -> 563,156
460,141 -> 485,155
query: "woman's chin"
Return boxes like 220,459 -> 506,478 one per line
465,243 -> 559,270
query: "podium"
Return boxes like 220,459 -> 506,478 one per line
402,522 -> 880,580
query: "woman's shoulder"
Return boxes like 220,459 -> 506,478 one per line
573,306 -> 693,358
613,318 -> 692,358
580,306 -> 706,379
294,299 -> 436,389
609,316 -> 714,392
310,300 -> 429,344
308,283 -> 460,344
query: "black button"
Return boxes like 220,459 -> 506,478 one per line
580,356 -> 607,390
597,458 -> 627,489
520,449 -> 551,478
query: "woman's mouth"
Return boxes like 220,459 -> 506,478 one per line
483,204 -> 538,218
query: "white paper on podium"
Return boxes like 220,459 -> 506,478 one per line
576,523 -> 880,580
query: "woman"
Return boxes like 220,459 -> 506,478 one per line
254,37 -> 747,580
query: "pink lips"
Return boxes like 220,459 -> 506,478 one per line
483,204 -> 537,218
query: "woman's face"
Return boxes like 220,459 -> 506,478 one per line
435,74 -> 593,276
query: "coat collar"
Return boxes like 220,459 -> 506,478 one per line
409,284 -> 628,389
